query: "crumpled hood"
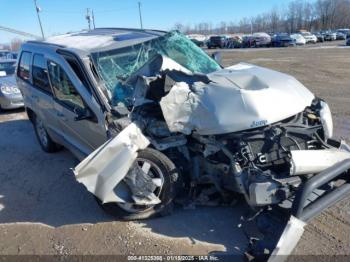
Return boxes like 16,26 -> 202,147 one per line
159,63 -> 315,135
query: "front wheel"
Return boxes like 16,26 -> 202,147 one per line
97,148 -> 179,220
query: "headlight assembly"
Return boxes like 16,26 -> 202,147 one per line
0,85 -> 20,95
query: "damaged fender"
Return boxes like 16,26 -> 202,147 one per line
73,123 -> 150,204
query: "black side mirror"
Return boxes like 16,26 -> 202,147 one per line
74,107 -> 96,122
211,51 -> 222,66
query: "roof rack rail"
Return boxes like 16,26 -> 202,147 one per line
25,40 -> 65,48
94,27 -> 167,34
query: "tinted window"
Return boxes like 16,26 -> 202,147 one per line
47,61 -> 85,111
278,35 -> 290,40
211,36 -> 225,41
32,54 -> 52,94
18,51 -> 32,81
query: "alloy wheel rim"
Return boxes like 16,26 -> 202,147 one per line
116,158 -> 165,213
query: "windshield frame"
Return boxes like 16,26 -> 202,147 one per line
90,31 -> 221,106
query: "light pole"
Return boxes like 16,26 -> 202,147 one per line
33,0 -> 45,40
92,9 -> 96,29
86,8 -> 91,30
138,2 -> 143,29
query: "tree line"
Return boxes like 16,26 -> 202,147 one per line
174,0 -> 350,34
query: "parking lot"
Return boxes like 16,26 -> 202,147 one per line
0,42 -> 350,258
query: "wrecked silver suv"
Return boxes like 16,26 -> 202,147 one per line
17,29 -> 350,259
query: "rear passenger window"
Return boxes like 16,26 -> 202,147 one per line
32,54 -> 52,94
47,61 -> 85,111
18,51 -> 32,81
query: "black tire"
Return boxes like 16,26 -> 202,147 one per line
97,148 -> 179,220
33,114 -> 62,153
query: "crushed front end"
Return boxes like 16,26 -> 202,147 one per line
73,31 -> 350,260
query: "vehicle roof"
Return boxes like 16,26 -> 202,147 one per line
25,28 -> 167,54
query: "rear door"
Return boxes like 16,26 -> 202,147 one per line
47,59 -> 107,158
31,54 -> 63,142
17,51 -> 62,143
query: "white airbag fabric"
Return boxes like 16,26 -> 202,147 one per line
73,123 -> 150,204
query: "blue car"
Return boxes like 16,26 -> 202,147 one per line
271,34 -> 296,47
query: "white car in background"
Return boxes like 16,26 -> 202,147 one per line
300,32 -> 317,43
290,34 -> 306,45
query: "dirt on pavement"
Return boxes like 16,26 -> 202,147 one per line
0,42 -> 350,259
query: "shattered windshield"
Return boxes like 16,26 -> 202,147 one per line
91,31 -> 221,106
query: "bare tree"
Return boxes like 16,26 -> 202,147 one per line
269,8 -> 280,33
173,22 -> 186,33
175,0 -> 350,35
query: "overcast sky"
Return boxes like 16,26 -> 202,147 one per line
0,0 -> 308,43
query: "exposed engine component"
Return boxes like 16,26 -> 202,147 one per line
175,100 -> 347,208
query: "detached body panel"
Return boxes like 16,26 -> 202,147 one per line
73,123 -> 150,204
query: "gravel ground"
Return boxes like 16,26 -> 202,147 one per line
0,41 -> 349,260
